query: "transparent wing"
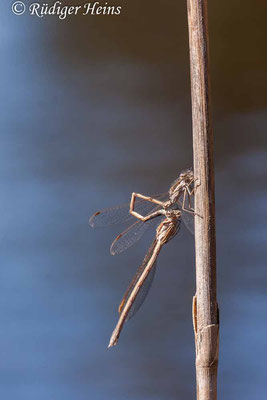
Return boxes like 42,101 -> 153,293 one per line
181,209 -> 195,235
121,219 -> 181,319
89,192 -> 168,228
177,195 -> 195,235
89,203 -> 135,227
127,263 -> 157,321
110,213 -> 163,255
118,239 -> 158,321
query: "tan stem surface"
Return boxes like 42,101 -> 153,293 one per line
187,1 -> 219,399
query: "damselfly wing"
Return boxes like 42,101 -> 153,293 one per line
110,214 -> 162,255
90,193 -> 169,254
178,194 -> 195,234
119,219 -> 181,321
90,192 -> 194,255
89,192 -> 168,227
118,240 -> 158,321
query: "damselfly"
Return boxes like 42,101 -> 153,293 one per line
89,169 -> 196,347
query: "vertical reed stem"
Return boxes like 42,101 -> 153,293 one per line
186,1 -> 219,399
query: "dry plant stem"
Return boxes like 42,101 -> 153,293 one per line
108,240 -> 162,348
187,1 -> 219,400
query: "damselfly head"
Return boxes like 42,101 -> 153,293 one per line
179,168 -> 193,182
168,168 -> 194,202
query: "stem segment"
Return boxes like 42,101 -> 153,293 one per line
186,1 -> 219,399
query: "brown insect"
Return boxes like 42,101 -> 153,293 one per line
90,169 -> 196,347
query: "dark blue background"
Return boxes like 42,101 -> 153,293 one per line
1,1 -> 267,398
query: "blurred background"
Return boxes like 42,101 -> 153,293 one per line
1,1 -> 267,399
